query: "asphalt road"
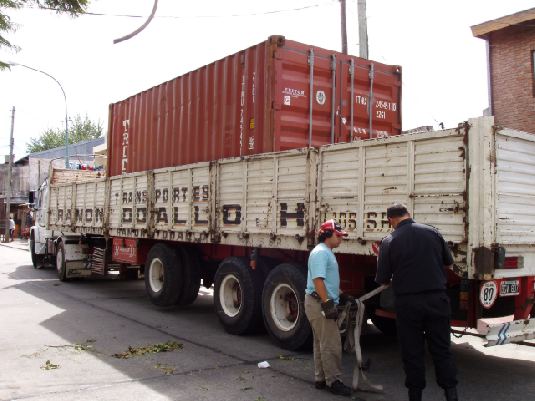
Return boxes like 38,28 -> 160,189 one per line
1,244 -> 534,401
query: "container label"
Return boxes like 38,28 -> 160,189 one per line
316,90 -> 326,105
284,96 -> 291,106
282,87 -> 305,99
121,119 -> 129,173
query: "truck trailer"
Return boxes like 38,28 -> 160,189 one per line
30,37 -> 535,349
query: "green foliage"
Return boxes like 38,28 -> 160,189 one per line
112,341 -> 183,359
0,0 -> 88,69
26,114 -> 103,153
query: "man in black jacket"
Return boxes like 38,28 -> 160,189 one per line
376,203 -> 458,401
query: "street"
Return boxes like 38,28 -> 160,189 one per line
1,243 -> 534,401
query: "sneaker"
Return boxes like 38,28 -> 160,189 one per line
315,380 -> 326,390
329,380 -> 352,396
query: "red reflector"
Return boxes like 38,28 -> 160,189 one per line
504,257 -> 518,269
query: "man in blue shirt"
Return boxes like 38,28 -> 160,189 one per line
305,219 -> 353,397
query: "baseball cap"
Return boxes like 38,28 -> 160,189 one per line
319,219 -> 348,237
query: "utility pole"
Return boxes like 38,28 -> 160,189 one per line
5,106 -> 15,242
340,0 -> 348,54
357,0 -> 369,59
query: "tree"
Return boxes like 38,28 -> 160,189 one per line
26,114 -> 103,153
0,0 -> 89,69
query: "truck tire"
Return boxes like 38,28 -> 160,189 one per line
176,248 -> 201,306
214,257 -> 263,335
144,244 -> 182,306
55,241 -> 68,281
262,263 -> 311,350
371,314 -> 397,337
30,232 -> 44,269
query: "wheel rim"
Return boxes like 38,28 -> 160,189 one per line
149,258 -> 164,293
56,247 -> 63,274
270,283 -> 299,332
220,274 -> 242,317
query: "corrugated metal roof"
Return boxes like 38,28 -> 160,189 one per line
28,137 -> 105,159
471,7 -> 535,38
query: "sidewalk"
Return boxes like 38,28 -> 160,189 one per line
0,238 -> 29,252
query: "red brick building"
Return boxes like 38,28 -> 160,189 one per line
472,8 -> 535,133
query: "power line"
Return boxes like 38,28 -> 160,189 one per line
37,1 -> 337,20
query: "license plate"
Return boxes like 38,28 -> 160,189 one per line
500,280 -> 520,297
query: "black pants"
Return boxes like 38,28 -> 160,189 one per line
395,291 -> 458,390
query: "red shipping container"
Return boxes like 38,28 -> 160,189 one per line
107,36 -> 401,177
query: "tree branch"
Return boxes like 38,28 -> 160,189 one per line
113,0 -> 158,44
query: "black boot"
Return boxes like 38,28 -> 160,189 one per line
444,387 -> 458,401
408,388 -> 422,401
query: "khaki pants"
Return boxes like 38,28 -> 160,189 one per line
304,294 -> 342,385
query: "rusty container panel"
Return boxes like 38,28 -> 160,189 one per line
107,36 -> 401,177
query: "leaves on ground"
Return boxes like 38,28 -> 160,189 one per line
41,360 -> 60,370
74,343 -> 93,351
154,363 -> 176,375
278,354 -> 295,361
112,341 -> 183,359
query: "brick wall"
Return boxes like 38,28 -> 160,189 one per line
489,22 -> 535,133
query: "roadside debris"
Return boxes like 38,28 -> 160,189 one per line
40,360 -> 60,370
154,363 -> 176,375
277,355 -> 295,361
112,341 -> 183,359
257,361 -> 270,368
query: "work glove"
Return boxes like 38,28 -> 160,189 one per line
339,293 -> 356,305
321,299 -> 338,319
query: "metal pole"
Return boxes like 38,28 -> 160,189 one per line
5,106 -> 15,242
7,63 -> 69,167
65,105 -> 69,168
340,0 -> 348,54
357,0 -> 369,59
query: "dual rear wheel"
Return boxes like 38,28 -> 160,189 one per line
213,258 -> 311,350
144,244 -> 201,307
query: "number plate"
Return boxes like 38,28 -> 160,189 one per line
500,280 -> 520,297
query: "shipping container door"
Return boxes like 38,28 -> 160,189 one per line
273,45 -> 336,150
338,57 -> 401,141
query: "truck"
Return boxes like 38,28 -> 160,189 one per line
30,36 -> 535,349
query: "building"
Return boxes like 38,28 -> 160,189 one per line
1,137 -> 105,239
27,137 -> 105,191
472,8 -> 535,133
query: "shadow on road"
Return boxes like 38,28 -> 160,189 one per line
5,262 -> 535,401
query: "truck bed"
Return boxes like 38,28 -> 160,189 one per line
46,116 -> 535,280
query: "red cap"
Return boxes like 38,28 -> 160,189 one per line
319,219 -> 348,237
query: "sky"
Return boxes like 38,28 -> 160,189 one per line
0,0 -> 534,160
